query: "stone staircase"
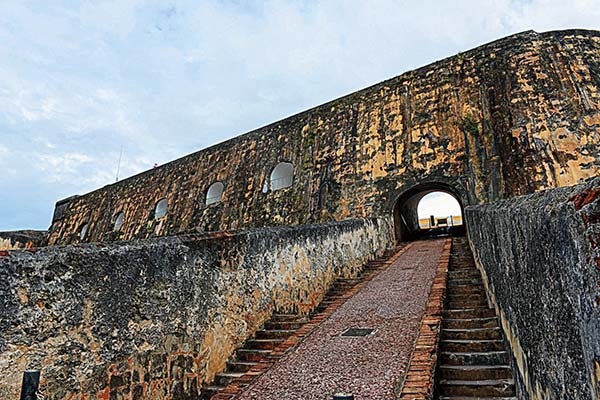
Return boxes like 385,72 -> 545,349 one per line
201,248 -> 401,399
200,312 -> 309,398
437,238 -> 517,399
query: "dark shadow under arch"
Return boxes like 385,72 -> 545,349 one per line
393,181 -> 466,243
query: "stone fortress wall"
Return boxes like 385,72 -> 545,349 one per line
46,29 -> 600,246
467,177 -> 600,399
0,218 -> 392,399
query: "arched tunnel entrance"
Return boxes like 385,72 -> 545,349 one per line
393,183 -> 466,243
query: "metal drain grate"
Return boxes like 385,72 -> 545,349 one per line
340,328 -> 376,337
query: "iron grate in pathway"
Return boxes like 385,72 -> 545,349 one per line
339,327 -> 376,337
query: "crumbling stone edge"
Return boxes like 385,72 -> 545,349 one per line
397,238 -> 451,399
0,230 -> 46,250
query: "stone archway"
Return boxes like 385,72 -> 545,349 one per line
392,182 -> 466,243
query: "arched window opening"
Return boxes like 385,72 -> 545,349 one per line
269,162 -> 294,191
113,212 -> 124,231
417,192 -> 463,229
154,198 -> 168,219
206,182 -> 224,205
79,223 -> 89,240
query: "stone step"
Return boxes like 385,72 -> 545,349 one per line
270,313 -> 309,322
319,299 -> 337,306
316,299 -> 339,310
362,265 -> 378,270
236,348 -> 272,362
447,278 -> 482,283
245,338 -> 284,350
438,379 -> 515,397
255,329 -> 295,339
448,271 -> 482,279
448,269 -> 481,274
448,286 -> 488,295
440,351 -> 511,366
446,287 -> 487,294
447,300 -> 490,309
444,308 -> 497,319
214,371 -> 245,386
264,320 -> 305,330
436,240 -> 517,395
443,327 -> 502,340
363,268 -> 381,273
336,278 -> 361,284
443,317 -> 499,330
200,385 -> 226,398
210,395 -> 237,400
448,278 -> 483,286
226,360 -> 259,372
332,282 -> 354,288
447,293 -> 487,301
439,365 -> 513,381
328,287 -> 351,294
442,339 -> 505,353
446,299 -> 488,307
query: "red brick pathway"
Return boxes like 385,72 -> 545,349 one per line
235,239 -> 448,399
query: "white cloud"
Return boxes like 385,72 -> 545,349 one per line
418,192 -> 463,219
37,152 -> 93,183
0,71 -> 141,136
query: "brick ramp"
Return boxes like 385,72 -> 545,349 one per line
234,239 -> 448,399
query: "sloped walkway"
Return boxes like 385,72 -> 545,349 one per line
235,239 -> 447,399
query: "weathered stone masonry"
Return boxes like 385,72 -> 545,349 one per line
0,231 -> 46,250
47,29 -> 600,245
0,218 -> 392,399
466,177 -> 600,399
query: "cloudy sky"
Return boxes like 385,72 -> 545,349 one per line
418,192 -> 462,220
0,1 -> 598,230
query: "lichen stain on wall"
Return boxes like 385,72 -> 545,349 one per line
536,126 -> 598,187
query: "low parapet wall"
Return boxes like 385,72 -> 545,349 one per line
466,178 -> 600,399
0,218 -> 393,399
0,230 -> 46,250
